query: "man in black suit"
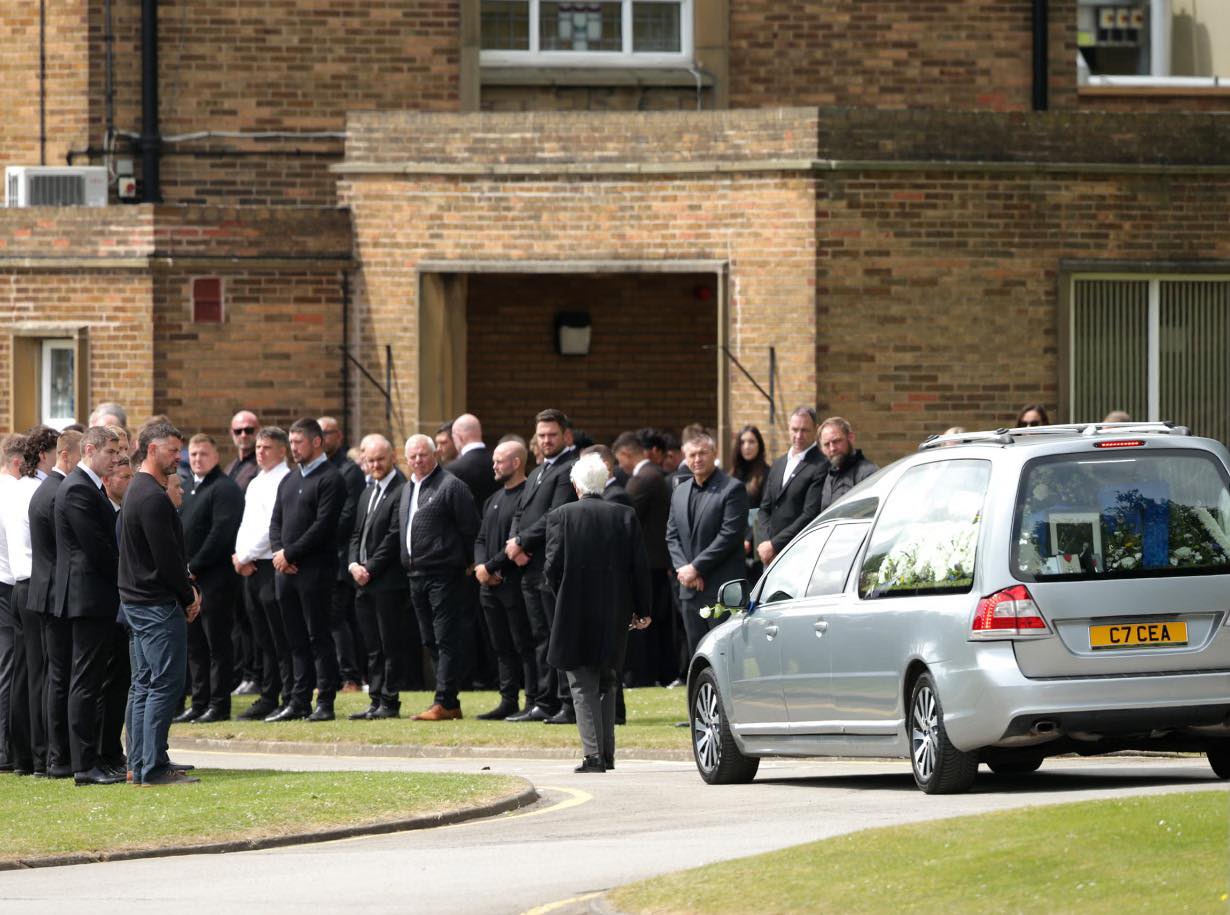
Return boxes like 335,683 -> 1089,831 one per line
347,434 -> 408,720
320,415 -> 367,694
27,429 -> 80,777
51,425 -> 127,785
504,409 -> 579,723
175,434 -> 244,723
268,418 -> 344,722
613,431 -> 676,687
225,409 -> 262,696
666,429 -> 749,659
399,434 -> 480,720
757,406 -> 827,565
473,439 -> 536,721
545,453 -> 651,772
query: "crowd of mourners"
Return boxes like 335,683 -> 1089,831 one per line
0,397 -> 1091,780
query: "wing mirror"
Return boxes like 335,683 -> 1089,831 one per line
717,578 -> 750,612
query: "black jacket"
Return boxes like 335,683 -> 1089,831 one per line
474,480 -> 526,592
602,482 -> 634,508
52,466 -> 120,620
398,465 -> 480,577
665,468 -> 748,610
448,445 -> 498,510
347,469 -> 407,594
26,470 -> 64,614
625,461 -> 671,571
545,495 -> 650,671
180,465 -> 244,580
759,446 -> 827,552
119,472 -> 195,609
225,451 -> 260,493
820,451 -> 879,512
509,448 -> 579,558
269,459 -> 345,575
330,451 -> 367,581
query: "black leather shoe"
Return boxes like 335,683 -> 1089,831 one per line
238,701 -> 276,721
265,705 -> 308,722
165,761 -> 196,772
507,705 -> 554,722
603,756 -> 614,770
370,704 -> 400,719
172,708 -> 203,724
75,766 -> 126,786
48,765 -> 74,779
477,700 -> 519,721
573,755 -> 606,773
307,705 -> 335,722
194,708 -> 230,724
349,705 -> 379,720
32,769 -> 47,778
544,707 -> 577,725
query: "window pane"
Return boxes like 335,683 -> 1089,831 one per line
1072,279 -> 1148,424
43,342 -> 75,425
633,1 -> 681,52
1013,451 -> 1230,579
1160,280 -> 1230,446
540,2 -> 622,52
756,526 -> 829,605
481,1 -> 530,50
806,523 -> 867,597
859,460 -> 990,598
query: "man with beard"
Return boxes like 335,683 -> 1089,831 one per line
817,417 -> 878,512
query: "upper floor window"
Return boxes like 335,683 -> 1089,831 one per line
481,1 -> 692,66
1078,0 -> 1230,88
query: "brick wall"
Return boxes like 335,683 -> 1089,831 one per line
464,272 -> 718,445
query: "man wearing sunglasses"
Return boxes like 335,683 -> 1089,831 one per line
224,411 -> 262,698
226,411 -> 261,494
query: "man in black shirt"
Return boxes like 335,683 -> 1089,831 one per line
269,418 -> 344,722
225,409 -> 262,697
319,415 -> 366,693
473,440 -> 535,721
119,420 -> 200,786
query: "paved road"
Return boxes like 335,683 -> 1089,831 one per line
1,750 -> 1224,914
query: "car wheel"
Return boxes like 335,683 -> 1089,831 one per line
690,668 -> 759,785
1208,745 -> 1230,779
985,751 -> 1044,776
908,672 -> 977,794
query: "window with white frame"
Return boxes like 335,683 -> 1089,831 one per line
1077,0 -> 1230,87
40,339 -> 77,430
1070,276 -> 1230,444
480,0 -> 692,65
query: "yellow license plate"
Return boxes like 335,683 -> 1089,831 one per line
1090,621 -> 1188,650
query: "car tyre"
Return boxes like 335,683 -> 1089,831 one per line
985,751 -> 1045,776
690,667 -> 759,785
1208,745 -> 1230,779
908,672 -> 977,794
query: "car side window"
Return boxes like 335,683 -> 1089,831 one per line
858,459 -> 991,599
805,522 -> 869,597
756,526 -> 830,605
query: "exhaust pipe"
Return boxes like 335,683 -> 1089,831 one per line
1031,719 -> 1059,736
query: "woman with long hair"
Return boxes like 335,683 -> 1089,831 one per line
730,425 -> 770,583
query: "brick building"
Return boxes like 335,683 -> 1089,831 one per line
2,1 -> 1228,461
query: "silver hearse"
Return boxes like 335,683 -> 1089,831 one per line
688,423 -> 1230,793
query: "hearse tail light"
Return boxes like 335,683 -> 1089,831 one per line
1093,440 -> 1145,449
971,585 -> 1050,639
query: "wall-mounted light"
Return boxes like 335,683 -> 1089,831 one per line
555,311 -> 591,356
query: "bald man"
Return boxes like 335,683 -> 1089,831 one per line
447,414 -> 498,508
225,409 -> 263,697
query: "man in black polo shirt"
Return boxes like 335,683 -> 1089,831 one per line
119,420 -> 200,786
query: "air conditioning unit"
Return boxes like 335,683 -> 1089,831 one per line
5,166 -> 108,207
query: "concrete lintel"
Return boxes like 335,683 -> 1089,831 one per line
0,257 -> 149,270
814,159 -> 1230,176
480,65 -> 714,88
148,256 -> 353,271
415,259 -> 727,275
1059,259 -> 1230,275
331,159 -> 816,177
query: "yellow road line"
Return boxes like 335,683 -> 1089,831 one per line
523,891 -> 602,915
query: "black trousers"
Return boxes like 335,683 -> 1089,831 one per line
186,569 -> 237,714
0,583 -> 31,771
44,615 -> 73,771
95,621 -> 129,766
678,598 -> 714,662
623,568 -> 675,687
463,577 -> 497,689
18,592 -> 48,772
66,615 -> 115,773
479,582 -> 536,706
354,587 -> 407,707
244,560 -> 291,707
231,575 -> 260,685
330,577 -> 364,685
519,562 -> 566,713
408,571 -> 467,711
277,566 -> 339,710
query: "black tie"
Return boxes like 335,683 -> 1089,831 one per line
358,485 -> 381,564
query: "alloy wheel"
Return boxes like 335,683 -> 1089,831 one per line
693,681 -> 722,774
911,683 -> 938,783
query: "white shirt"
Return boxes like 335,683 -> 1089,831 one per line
0,475 -> 15,585
78,460 -> 104,491
1,476 -> 40,582
783,443 -> 816,489
459,441 -> 485,456
405,474 -> 425,557
234,462 -> 291,563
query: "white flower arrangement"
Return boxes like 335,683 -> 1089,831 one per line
870,520 -> 978,592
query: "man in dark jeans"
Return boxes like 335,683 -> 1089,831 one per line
398,434 -> 479,721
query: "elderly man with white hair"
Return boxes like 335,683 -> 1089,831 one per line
544,453 -> 651,773
398,433 -> 480,721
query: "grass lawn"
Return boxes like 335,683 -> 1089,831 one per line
0,768 -> 523,862
173,687 -> 693,752
609,790 -> 1230,914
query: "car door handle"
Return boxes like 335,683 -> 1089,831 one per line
813,619 -> 829,637
764,625 -> 779,640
